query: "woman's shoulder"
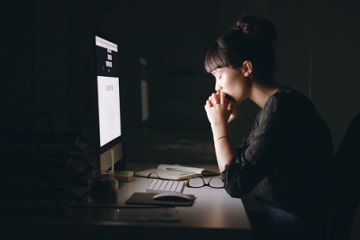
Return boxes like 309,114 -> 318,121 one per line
271,86 -> 312,106
263,86 -> 317,119
267,86 -> 324,122
274,86 -> 306,97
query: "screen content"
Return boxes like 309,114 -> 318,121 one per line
95,36 -> 121,147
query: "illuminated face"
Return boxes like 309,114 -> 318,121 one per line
211,67 -> 250,104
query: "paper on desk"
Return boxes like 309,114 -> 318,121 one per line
134,164 -> 218,180
134,168 -> 198,180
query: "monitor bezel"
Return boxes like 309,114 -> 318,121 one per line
94,33 -> 125,174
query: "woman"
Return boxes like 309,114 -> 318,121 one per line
204,14 -> 334,240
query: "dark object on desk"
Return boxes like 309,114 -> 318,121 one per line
90,174 -> 118,203
126,192 -> 195,206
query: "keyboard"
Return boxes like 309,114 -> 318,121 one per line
146,179 -> 185,193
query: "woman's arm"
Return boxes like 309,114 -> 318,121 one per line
204,90 -> 237,172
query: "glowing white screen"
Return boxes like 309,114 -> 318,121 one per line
95,36 -> 121,147
97,76 -> 121,147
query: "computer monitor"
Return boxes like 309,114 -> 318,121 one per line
95,35 -> 124,174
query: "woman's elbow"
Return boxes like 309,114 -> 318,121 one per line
224,185 -> 248,198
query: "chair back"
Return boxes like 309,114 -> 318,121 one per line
327,113 -> 360,240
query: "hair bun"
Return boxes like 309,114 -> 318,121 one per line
231,14 -> 277,45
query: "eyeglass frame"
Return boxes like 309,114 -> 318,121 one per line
185,175 -> 224,189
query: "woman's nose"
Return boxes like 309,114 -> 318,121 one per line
215,82 -> 221,92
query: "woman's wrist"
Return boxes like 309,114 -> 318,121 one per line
211,124 -> 229,141
216,135 -> 228,141
213,132 -> 229,141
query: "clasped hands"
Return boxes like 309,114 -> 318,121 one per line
204,90 -> 237,125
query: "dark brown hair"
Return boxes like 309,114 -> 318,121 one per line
204,14 -> 278,83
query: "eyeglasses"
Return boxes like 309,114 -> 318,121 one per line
186,175 -> 224,189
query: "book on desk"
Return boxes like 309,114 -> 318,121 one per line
134,164 -> 219,180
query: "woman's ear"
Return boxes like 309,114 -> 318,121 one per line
242,60 -> 253,77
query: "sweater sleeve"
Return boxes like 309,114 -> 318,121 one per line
221,95 -> 285,198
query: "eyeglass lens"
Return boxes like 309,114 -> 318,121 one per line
187,176 -> 224,188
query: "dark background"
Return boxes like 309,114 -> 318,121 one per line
1,1 -> 360,238
1,0 -> 360,163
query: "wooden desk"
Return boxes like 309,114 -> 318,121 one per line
0,164 -> 252,240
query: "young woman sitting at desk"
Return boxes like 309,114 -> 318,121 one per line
203,14 -> 335,240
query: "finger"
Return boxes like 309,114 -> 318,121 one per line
208,96 -> 214,105
211,93 -> 218,104
228,114 -> 235,123
220,91 -> 225,104
227,101 -> 234,111
228,109 -> 237,122
229,108 -> 237,122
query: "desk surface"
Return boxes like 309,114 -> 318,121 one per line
119,177 -> 251,229
1,163 -> 252,240
114,163 -> 251,239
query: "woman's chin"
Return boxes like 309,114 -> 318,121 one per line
225,94 -> 236,103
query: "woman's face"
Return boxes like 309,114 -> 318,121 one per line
211,67 -> 250,104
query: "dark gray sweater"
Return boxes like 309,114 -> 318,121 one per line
221,87 -> 335,221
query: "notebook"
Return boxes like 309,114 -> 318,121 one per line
134,164 -> 219,180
